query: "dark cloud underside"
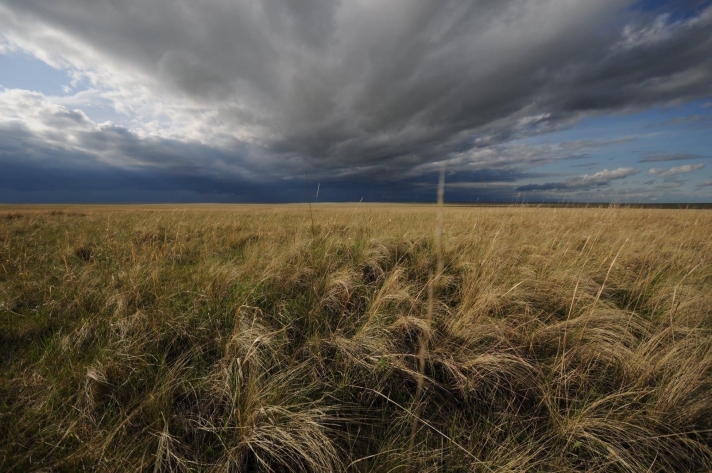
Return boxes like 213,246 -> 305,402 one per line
0,0 -> 711,202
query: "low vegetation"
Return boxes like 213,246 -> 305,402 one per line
1,204 -> 710,471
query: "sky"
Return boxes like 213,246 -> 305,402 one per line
0,0 -> 711,203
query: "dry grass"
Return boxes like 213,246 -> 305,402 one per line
0,204 -> 710,471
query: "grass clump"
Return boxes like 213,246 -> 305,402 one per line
0,204 -> 710,471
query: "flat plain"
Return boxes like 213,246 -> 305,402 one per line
1,205 -> 710,471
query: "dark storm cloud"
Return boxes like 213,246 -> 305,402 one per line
0,0 -> 711,201
0,109 -> 535,202
0,114 -> 268,185
0,123 -> 308,202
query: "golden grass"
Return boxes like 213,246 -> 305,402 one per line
0,204 -> 710,471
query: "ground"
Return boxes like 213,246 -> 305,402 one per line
1,204 -> 710,471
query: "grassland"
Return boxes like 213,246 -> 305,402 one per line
0,204 -> 710,472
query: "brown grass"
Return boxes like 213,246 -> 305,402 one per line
0,204 -> 710,471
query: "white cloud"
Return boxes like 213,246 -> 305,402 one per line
576,167 -> 639,185
618,14 -> 674,49
647,163 -> 705,177
0,88 -> 97,134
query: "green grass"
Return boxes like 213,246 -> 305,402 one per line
0,204 -> 710,471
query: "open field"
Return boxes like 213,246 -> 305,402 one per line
1,205 -> 711,472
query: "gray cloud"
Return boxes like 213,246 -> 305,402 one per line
516,167 -> 640,192
560,138 -> 636,151
656,180 -> 686,189
571,162 -> 601,168
663,115 -> 712,125
0,0 -> 711,201
639,152 -> 709,162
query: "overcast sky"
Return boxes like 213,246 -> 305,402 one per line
1,0 -> 711,203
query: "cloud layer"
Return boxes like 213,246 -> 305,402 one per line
1,0 -> 712,201
517,168 -> 640,192
648,163 -> 705,177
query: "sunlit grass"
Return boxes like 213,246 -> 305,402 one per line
0,204 -> 710,471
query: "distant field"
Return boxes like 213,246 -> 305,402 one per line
1,205 -> 710,471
